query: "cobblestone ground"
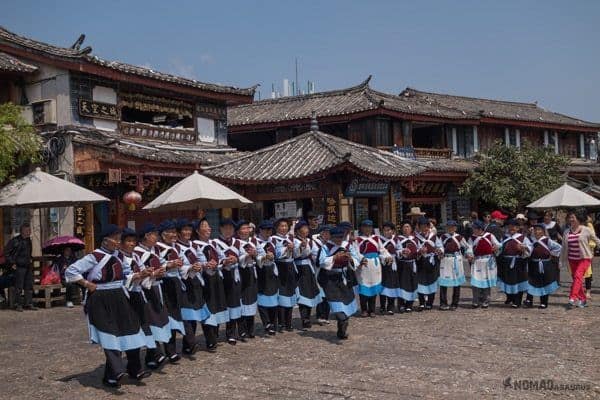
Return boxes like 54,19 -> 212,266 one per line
0,266 -> 598,400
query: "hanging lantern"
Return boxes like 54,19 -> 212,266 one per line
123,190 -> 142,211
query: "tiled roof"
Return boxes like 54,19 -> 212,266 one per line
228,77 -> 599,130
0,26 -> 255,97
400,88 -> 600,128
62,126 -> 237,166
228,76 -> 474,127
203,128 -> 430,184
0,51 -> 37,73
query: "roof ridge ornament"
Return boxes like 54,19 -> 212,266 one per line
310,111 -> 319,132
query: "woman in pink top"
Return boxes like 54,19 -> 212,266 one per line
560,209 -> 600,308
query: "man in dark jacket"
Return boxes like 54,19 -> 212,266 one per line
4,224 -> 35,311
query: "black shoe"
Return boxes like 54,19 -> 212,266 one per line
368,312 -> 376,318
129,370 -> 151,381
440,304 -> 450,311
450,304 -> 458,311
183,343 -> 200,355
145,361 -> 159,370
471,304 -> 480,309
277,324 -> 285,332
168,354 -> 181,363
511,303 -> 520,309
206,344 -> 217,353
239,334 -> 248,343
504,298 -> 512,305
379,308 -> 386,315
538,304 -> 548,309
156,355 -> 166,365
227,338 -> 237,345
14,305 -> 23,312
424,304 -> 433,310
102,378 -> 121,388
523,300 -> 533,308
481,302 -> 489,309
23,304 -> 38,311
416,305 -> 425,312
404,307 -> 412,313
398,306 -> 406,314
285,326 -> 294,332
386,309 -> 394,315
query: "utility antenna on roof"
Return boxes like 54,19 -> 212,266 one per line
310,111 -> 319,132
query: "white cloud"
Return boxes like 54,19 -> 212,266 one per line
199,53 -> 215,65
167,57 -> 197,79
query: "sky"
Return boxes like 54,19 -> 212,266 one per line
2,0 -> 599,121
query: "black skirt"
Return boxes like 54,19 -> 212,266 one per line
202,271 -> 228,316
222,268 -> 242,309
417,257 -> 440,286
182,276 -> 206,310
257,263 -> 279,297
129,291 -> 151,336
381,262 -> 400,289
142,285 -> 170,329
296,263 -> 320,302
497,256 -> 528,294
321,270 -> 355,304
527,259 -> 559,296
276,260 -> 298,298
161,276 -> 184,322
87,287 -> 141,337
398,259 -> 418,300
240,266 -> 258,306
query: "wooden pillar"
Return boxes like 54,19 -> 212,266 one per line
389,186 -> 397,226
402,120 -> 413,147
85,204 -> 94,253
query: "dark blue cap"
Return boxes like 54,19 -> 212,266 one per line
219,218 -> 236,227
295,220 -> 309,231
331,226 -> 345,237
472,220 -> 485,230
100,224 -> 121,238
417,216 -> 430,226
157,219 -> 176,233
274,218 -> 290,229
121,227 -> 137,239
236,219 -> 250,230
176,218 -> 193,230
506,218 -> 519,226
360,219 -> 374,227
258,220 -> 274,230
532,223 -> 546,229
338,221 -> 353,230
446,220 -> 458,227
382,221 -> 396,230
319,224 -> 334,233
139,222 -> 158,236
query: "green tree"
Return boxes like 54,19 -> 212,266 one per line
0,102 -> 41,182
459,141 -> 570,211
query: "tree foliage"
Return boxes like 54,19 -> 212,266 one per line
0,102 -> 41,182
459,141 -> 570,211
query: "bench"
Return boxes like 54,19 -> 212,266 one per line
32,283 -> 65,308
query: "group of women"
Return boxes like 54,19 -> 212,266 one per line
65,209 -> 596,387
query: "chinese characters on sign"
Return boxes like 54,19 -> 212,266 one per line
274,201 -> 298,219
74,206 -> 86,238
78,99 -> 120,120
325,196 -> 338,225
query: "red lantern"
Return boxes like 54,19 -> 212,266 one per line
123,190 -> 142,211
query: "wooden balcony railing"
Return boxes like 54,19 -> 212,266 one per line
119,121 -> 197,143
378,146 -> 453,159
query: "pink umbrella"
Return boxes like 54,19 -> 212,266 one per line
42,235 -> 85,254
